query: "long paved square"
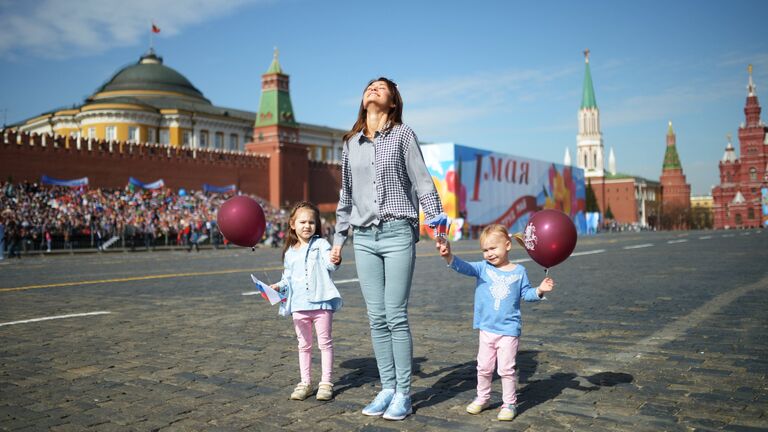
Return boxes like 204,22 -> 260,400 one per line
1,230 -> 766,431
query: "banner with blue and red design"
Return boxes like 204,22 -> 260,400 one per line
203,183 -> 237,193
128,177 -> 165,190
41,175 -> 89,187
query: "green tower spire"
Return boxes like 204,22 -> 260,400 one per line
580,49 -> 597,109
663,121 -> 682,169
255,47 -> 296,128
266,47 -> 283,74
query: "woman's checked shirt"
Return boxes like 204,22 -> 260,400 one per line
334,124 -> 443,246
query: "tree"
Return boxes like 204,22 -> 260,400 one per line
605,205 -> 614,220
660,203 -> 691,230
585,179 -> 599,213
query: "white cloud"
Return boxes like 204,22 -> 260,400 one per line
0,0 -> 265,60
400,65 -> 578,139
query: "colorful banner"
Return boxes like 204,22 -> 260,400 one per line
203,183 -> 237,193
762,187 -> 768,227
128,177 -> 165,190
41,175 -> 89,187
420,143 -> 586,236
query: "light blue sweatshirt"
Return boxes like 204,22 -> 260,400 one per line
278,236 -> 342,316
449,256 -> 541,336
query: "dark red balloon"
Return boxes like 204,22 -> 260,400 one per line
519,209 -> 577,269
217,196 -> 266,247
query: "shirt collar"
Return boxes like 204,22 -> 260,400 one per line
356,122 -> 395,144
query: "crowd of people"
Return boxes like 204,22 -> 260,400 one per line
0,180 -> 290,257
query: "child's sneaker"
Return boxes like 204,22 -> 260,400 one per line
466,399 -> 490,414
290,382 -> 313,400
316,382 -> 334,401
497,403 -> 517,421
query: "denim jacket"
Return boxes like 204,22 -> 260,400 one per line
277,236 -> 342,316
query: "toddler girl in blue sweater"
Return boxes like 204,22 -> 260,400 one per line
436,224 -> 554,421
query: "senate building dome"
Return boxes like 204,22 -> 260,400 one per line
15,49 -> 254,150
91,50 -> 210,103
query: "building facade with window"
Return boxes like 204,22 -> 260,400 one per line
568,50 -> 661,228
712,66 -> 768,229
14,49 -> 256,150
11,49 -> 348,162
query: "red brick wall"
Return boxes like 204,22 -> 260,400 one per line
1,130 -> 270,199
309,160 -> 341,213
1,130 -> 344,212
594,178 -> 638,224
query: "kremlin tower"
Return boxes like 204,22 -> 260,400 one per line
245,49 -> 309,208
576,49 -> 605,178
659,121 -> 691,229
569,50 -> 661,229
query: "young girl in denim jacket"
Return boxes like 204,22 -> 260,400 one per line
270,201 -> 342,401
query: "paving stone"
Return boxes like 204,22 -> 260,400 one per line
0,231 -> 766,431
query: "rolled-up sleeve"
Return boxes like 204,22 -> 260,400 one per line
334,146 -> 352,247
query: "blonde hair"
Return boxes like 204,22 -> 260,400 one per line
479,224 -> 512,245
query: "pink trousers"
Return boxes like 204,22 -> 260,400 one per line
292,310 -> 334,384
476,330 -> 519,405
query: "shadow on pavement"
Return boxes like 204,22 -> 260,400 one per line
411,351 -> 540,411
517,371 -> 634,414
334,356 -> 430,397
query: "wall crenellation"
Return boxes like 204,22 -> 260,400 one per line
2,130 -> 270,169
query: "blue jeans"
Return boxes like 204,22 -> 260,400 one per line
353,220 -> 416,394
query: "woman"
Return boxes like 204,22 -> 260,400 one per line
330,77 -> 443,420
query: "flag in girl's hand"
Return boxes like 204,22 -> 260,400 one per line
250,274 -> 285,305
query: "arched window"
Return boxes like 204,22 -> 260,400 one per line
584,154 -> 588,168
735,213 -> 742,225
594,153 -> 598,169
749,167 -> 757,181
748,207 -> 755,220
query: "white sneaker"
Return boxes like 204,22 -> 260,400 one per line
290,382 -> 313,400
316,382 -> 333,401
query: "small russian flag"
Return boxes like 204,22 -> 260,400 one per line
250,274 -> 285,305
426,213 -> 451,239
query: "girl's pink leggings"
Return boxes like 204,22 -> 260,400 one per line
476,330 -> 519,405
292,310 -> 334,384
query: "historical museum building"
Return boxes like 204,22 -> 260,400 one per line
712,66 -> 768,229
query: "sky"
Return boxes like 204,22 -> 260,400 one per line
1,0 -> 767,196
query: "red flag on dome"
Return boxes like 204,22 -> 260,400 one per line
152,23 -> 161,33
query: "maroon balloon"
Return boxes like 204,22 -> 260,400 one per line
217,196 -> 266,247
519,209 -> 577,269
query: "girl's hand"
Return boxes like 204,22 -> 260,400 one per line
435,238 -> 452,263
330,245 -> 342,265
538,277 -> 555,294
270,283 -> 280,291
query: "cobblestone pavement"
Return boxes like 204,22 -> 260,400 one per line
0,230 -> 766,431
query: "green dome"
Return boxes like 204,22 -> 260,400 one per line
92,50 -> 210,103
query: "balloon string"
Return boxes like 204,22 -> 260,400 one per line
545,268 -> 549,276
